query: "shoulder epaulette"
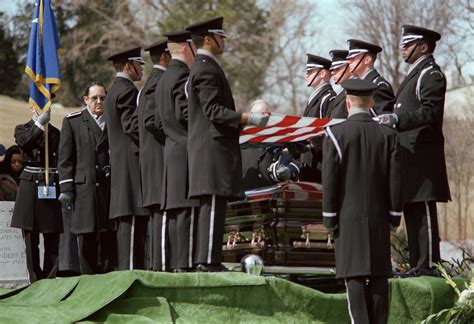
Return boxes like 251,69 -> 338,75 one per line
66,111 -> 82,118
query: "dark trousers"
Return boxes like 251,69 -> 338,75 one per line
168,207 -> 196,270
23,230 -> 59,282
404,201 -> 441,270
194,195 -> 227,265
116,215 -> 149,270
345,276 -> 389,324
150,206 -> 168,271
77,231 -> 117,274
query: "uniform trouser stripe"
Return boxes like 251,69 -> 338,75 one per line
425,202 -> 432,268
129,216 -> 135,270
344,279 -> 355,324
189,208 -> 195,268
161,212 -> 167,271
207,195 -> 216,264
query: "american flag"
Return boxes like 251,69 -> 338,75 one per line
244,181 -> 323,201
239,113 -> 344,146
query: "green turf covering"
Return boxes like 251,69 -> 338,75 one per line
0,271 -> 461,323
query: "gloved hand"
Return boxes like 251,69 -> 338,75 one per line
58,191 -> 74,210
37,110 -> 51,126
247,112 -> 270,127
276,165 -> 293,181
378,113 -> 398,128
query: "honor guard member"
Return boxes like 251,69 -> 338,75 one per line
346,39 -> 395,116
156,31 -> 200,272
11,106 -> 62,282
378,25 -> 450,276
328,49 -> 351,118
300,54 -> 336,182
104,47 -> 149,270
136,39 -> 170,271
322,79 -> 402,324
185,17 -> 270,271
58,82 -> 117,274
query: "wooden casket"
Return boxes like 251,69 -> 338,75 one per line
224,182 -> 335,268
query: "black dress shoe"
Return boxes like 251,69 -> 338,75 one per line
172,268 -> 188,273
394,268 -> 419,278
196,263 -> 228,272
417,268 -> 439,277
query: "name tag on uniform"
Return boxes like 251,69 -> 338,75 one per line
37,186 -> 57,199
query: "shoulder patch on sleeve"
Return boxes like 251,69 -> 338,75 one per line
378,81 -> 389,88
66,111 -> 82,118
430,70 -> 444,79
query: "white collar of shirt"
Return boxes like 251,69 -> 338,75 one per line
197,48 -> 219,63
348,107 -> 371,117
361,68 -> 375,80
153,64 -> 167,71
407,54 -> 431,75
308,82 -> 330,103
86,107 -> 105,130
116,72 -> 133,82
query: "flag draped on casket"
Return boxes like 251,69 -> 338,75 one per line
239,113 -> 344,146
25,0 -> 61,113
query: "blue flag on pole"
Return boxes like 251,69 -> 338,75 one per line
25,0 -> 61,113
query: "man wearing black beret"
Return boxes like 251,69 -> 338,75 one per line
379,25 -> 450,277
185,17 -> 270,271
347,39 -> 395,116
323,79 -> 402,323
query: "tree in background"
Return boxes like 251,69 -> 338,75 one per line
0,13 -> 22,96
344,0 -> 470,90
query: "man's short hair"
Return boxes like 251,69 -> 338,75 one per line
346,94 -> 372,107
167,42 -> 186,56
192,35 -> 205,48
113,62 -> 126,73
421,39 -> 436,53
83,81 -> 107,97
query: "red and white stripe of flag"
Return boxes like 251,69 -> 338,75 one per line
239,113 -> 345,145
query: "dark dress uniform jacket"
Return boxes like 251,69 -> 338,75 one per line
303,83 -> 336,118
241,147 -> 274,190
363,69 -> 395,116
11,121 -> 62,233
329,90 -> 348,119
104,76 -> 147,218
58,109 -> 114,234
187,54 -> 243,199
394,55 -> 450,202
301,83 -> 337,181
156,59 -> 199,210
322,113 -> 402,278
136,67 -> 165,208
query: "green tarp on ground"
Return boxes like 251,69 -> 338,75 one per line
0,271 -> 460,323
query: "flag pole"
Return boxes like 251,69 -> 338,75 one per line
44,119 -> 49,195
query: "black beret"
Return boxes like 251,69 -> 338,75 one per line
185,16 -> 227,37
400,24 -> 441,47
341,79 -> 378,96
306,54 -> 331,71
144,39 -> 168,56
347,39 -> 382,59
329,49 -> 349,70
107,46 -> 145,64
164,31 -> 192,43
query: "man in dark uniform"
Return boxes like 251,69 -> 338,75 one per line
328,49 -> 351,118
185,17 -> 270,271
11,107 -> 62,282
104,47 -> 149,270
300,54 -> 336,182
156,31 -> 200,272
322,79 -> 402,324
135,39 -> 169,271
378,25 -> 450,276
346,39 -> 395,116
58,82 -> 117,274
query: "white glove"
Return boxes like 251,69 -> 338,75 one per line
37,110 -> 51,126
378,113 -> 398,128
248,112 -> 270,127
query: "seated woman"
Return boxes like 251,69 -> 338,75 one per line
0,145 -> 23,201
